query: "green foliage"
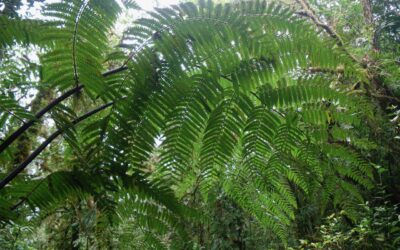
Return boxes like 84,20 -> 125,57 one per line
116,0 -> 374,242
1,0 -> 399,248
296,198 -> 400,249
42,0 -> 122,97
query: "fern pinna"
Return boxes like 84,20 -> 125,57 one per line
0,0 -> 376,246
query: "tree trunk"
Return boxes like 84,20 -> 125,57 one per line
12,88 -> 53,168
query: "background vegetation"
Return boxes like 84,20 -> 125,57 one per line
0,0 -> 399,249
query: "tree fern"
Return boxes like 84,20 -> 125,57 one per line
0,0 -> 380,245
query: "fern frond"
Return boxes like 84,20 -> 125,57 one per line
42,0 -> 121,98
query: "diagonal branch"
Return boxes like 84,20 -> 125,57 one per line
11,177 -> 47,210
294,0 -> 360,64
0,101 -> 114,190
0,66 -> 127,155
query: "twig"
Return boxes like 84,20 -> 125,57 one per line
370,93 -> 400,103
11,178 -> 47,210
0,103 -> 27,124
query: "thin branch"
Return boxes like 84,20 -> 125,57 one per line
11,177 -> 47,210
370,93 -> 400,103
0,101 -> 114,190
294,0 -> 400,108
0,66 -> 127,155
0,103 -> 27,124
305,66 -> 344,74
294,0 -> 360,64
